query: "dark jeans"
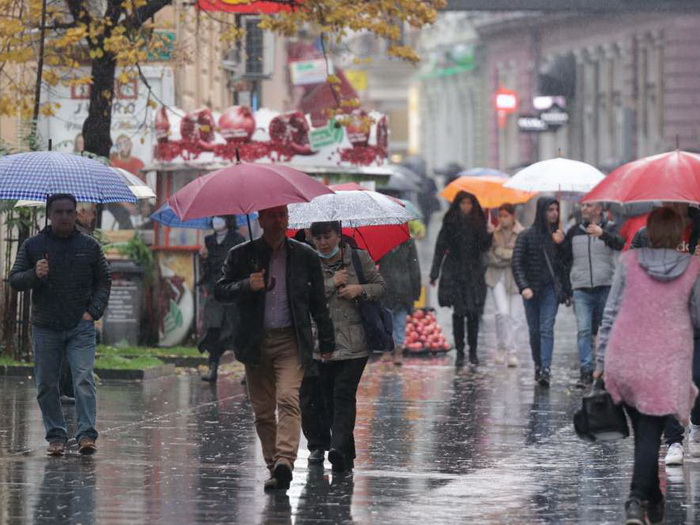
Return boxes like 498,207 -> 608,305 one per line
523,284 -> 559,370
625,405 -> 666,504
33,320 -> 98,443
664,336 -> 700,445
573,286 -> 610,373
452,313 -> 479,355
301,357 -> 368,460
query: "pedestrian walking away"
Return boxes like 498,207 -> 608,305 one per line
378,237 -> 421,365
485,203 -> 525,368
595,207 -> 700,525
512,196 -> 570,387
9,193 -> 111,457
215,205 -> 335,492
562,202 -> 624,388
301,221 -> 386,473
197,215 -> 245,382
430,191 -> 491,368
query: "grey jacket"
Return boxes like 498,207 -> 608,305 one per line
314,246 -> 386,361
595,248 -> 700,373
562,219 -> 624,290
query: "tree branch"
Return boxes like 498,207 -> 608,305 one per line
126,0 -> 173,31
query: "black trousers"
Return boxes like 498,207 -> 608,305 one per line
663,336 -> 700,444
626,405 -> 666,504
301,357 -> 368,460
452,313 -> 479,356
197,328 -> 226,364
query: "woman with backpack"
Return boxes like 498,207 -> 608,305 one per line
301,220 -> 386,474
430,191 -> 491,367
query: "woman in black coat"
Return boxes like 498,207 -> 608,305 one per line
430,191 -> 491,366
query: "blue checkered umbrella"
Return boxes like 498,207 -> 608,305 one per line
0,151 -> 137,203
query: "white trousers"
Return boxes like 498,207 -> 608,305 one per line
487,277 -> 523,353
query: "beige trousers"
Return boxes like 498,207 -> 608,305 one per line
245,328 -> 304,471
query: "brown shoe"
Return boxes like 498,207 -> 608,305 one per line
393,345 -> 404,366
46,440 -> 66,456
78,438 -> 97,455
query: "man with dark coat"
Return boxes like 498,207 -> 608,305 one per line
198,216 -> 245,382
379,239 -> 422,365
215,205 -> 335,492
512,196 -> 570,387
9,193 -> 111,456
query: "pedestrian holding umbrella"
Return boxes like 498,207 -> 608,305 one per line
504,157 -> 605,194
442,175 -> 537,208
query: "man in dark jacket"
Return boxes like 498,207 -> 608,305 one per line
215,205 -> 335,492
512,196 -> 569,387
562,202 -> 624,388
379,239 -> 421,365
197,216 -> 245,382
9,194 -> 111,456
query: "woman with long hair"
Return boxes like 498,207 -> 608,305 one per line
430,191 -> 491,367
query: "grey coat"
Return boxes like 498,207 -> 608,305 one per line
314,246 -> 386,361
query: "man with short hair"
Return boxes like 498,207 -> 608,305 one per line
9,194 -> 111,456
216,205 -> 335,491
562,202 -> 624,388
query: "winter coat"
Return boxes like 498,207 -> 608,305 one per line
378,239 -> 421,311
485,222 -> 524,295
512,197 -> 570,302
596,249 -> 700,424
430,207 -> 491,316
200,229 -> 246,292
215,238 -> 335,367
9,227 -> 111,331
562,218 -> 624,290
314,245 -> 386,361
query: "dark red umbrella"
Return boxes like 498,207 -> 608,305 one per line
583,150 -> 700,204
168,162 -> 334,221
197,0 -> 298,14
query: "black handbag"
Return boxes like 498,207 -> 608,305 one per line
574,378 -> 629,442
350,250 -> 395,351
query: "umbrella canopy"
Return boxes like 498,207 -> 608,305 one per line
459,167 -> 509,178
441,176 -> 536,208
168,162 -> 334,220
112,168 -> 156,199
287,190 -> 416,229
583,150 -> 700,205
0,151 -> 137,203
503,157 -> 605,193
151,203 -> 213,229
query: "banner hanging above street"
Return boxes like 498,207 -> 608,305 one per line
197,0 -> 298,13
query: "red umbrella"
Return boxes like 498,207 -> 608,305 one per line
583,150 -> 700,204
168,162 -> 334,220
289,223 -> 410,262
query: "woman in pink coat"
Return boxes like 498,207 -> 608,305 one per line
594,207 -> 700,525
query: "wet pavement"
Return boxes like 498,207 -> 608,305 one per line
2,230 -> 700,523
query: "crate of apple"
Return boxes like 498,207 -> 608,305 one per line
404,309 -> 451,353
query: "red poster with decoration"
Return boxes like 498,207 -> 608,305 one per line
197,0 -> 298,13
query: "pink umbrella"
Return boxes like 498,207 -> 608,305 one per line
168,162 -> 334,220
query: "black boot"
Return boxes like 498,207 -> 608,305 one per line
455,349 -> 465,367
452,313 -> 465,367
467,313 -> 479,366
201,359 -> 219,383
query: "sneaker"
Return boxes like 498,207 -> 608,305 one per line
308,449 -> 325,465
665,442 -> 684,466
624,498 -> 646,525
689,423 -> 700,457
646,498 -> 665,525
78,437 -> 97,455
507,353 -> 518,368
494,348 -> 506,365
46,440 -> 66,456
538,368 -> 551,388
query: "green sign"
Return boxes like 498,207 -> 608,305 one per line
309,118 -> 344,150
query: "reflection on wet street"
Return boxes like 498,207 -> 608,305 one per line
2,307 -> 700,524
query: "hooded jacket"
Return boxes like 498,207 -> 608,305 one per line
562,217 -> 624,290
596,249 -> 700,423
512,197 -> 570,299
485,221 -> 524,295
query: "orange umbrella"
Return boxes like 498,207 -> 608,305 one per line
440,175 -> 537,208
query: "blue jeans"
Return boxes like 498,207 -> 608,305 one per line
33,320 -> 98,443
391,307 -> 409,347
523,284 -> 559,370
573,287 -> 610,374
